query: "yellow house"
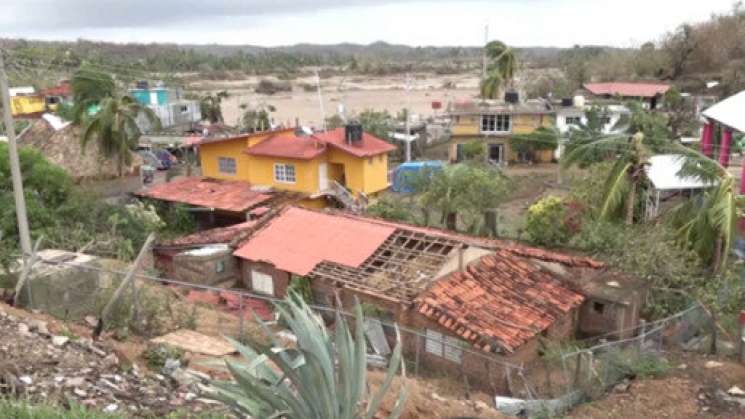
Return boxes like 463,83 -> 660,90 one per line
448,98 -> 556,164
199,125 -> 396,207
9,87 -> 46,117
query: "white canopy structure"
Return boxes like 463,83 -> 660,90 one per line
702,91 -> 745,133
644,154 -> 714,220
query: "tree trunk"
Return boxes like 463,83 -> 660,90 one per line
625,181 -> 636,225
446,212 -> 457,231
712,235 -> 723,273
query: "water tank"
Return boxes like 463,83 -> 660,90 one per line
573,95 -> 586,108
561,98 -> 574,107
345,122 -> 363,144
504,91 -> 520,104
136,80 -> 149,90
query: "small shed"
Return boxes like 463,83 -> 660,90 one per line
644,154 -> 714,220
391,160 -> 443,193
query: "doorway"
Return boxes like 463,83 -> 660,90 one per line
487,143 -> 504,164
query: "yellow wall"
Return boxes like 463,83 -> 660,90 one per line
448,113 -> 555,163
11,96 -> 45,116
199,138 -> 251,180
199,132 -> 392,198
248,155 -> 320,194
362,153 -> 390,194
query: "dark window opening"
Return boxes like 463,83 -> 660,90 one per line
593,301 -> 605,314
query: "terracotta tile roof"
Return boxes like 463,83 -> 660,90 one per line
313,127 -> 397,157
198,127 -> 295,146
135,177 -> 272,213
583,82 -> 670,98
158,221 -> 257,248
245,134 -> 327,160
415,252 -> 585,353
233,207 -> 396,275
40,82 -> 71,97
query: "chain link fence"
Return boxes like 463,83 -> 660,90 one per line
17,255 -> 716,416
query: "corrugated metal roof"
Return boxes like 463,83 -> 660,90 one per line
136,177 -> 272,213
233,207 -> 395,276
702,90 -> 745,133
645,154 -> 713,190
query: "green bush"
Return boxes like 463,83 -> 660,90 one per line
144,343 -> 185,371
524,196 -> 571,247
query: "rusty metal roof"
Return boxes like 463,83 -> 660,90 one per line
135,177 -> 272,213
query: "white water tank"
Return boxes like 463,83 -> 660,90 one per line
573,95 -> 586,108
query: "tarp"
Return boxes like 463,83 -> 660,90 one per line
703,91 -> 745,133
391,160 -> 444,193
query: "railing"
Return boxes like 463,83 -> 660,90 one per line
331,181 -> 363,212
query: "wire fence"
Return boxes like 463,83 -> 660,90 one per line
16,253 -> 715,416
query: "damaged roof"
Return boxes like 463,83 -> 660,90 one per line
415,252 -> 586,354
233,207 -> 396,275
135,177 -> 272,213
157,221 -> 258,248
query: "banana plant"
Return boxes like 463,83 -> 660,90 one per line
209,295 -> 408,419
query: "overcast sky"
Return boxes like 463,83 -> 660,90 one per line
0,0 -> 737,47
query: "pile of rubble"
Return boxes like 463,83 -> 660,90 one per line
0,307 -> 226,417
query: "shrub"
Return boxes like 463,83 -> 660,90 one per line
255,79 -> 291,95
524,196 -> 571,247
144,343 -> 185,371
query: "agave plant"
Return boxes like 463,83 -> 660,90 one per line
209,295 -> 408,419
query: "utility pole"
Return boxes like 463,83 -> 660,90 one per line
0,50 -> 32,258
315,70 -> 326,131
482,23 -> 489,80
404,73 -> 411,162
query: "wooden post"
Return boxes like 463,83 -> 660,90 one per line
95,234 -> 155,339
573,352 -> 583,388
710,310 -> 718,355
13,237 -> 43,307
639,319 -> 647,351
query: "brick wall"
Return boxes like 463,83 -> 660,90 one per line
172,250 -> 239,286
240,260 -> 290,298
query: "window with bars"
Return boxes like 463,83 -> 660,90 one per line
273,163 -> 296,183
218,157 -> 236,174
481,114 -> 511,133
424,329 -> 463,364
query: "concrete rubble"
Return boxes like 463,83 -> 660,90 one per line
0,307 -> 227,416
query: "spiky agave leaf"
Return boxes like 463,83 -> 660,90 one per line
210,295 -> 408,419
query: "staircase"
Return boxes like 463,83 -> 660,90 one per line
331,181 -> 366,212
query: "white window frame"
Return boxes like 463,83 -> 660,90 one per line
480,114 -> 511,134
443,336 -> 463,363
251,270 -> 275,295
218,157 -> 236,175
425,329 -> 444,356
274,163 -> 296,183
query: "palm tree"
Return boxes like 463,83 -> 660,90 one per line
210,295 -> 408,419
200,91 -> 229,124
480,40 -> 516,99
671,149 -> 743,272
81,96 -> 160,177
70,67 -> 116,123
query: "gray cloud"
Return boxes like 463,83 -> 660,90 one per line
1,0 -> 422,30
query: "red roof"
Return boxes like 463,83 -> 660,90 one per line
233,207 -> 395,275
313,128 -> 397,158
245,135 -> 327,160
159,221 -> 257,247
245,128 -> 396,160
136,177 -> 272,213
198,127 -> 295,146
416,252 -> 585,353
40,81 -> 72,97
583,82 -> 670,98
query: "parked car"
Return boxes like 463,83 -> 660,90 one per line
153,149 -> 176,169
137,150 -> 167,170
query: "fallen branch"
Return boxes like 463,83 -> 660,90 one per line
94,234 -> 155,339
